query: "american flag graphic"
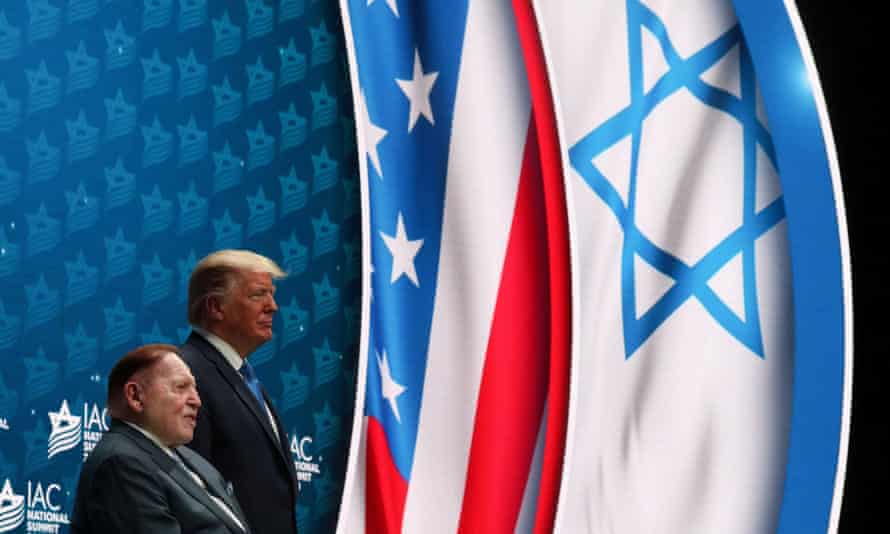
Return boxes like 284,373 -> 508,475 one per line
337,1 -> 568,532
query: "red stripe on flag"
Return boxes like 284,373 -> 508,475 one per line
366,417 -> 409,534
458,120 -> 551,533
511,2 -> 573,533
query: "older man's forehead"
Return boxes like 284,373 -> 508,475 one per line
170,356 -> 195,378
151,352 -> 190,377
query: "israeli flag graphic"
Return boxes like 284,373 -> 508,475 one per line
533,1 -> 849,533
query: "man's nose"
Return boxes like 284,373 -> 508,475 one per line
267,295 -> 278,313
190,389 -> 202,408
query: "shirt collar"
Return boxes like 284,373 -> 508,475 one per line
192,326 -> 244,372
123,421 -> 176,458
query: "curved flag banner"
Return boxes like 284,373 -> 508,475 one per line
336,1 -> 570,533
537,0 -> 850,532
336,0 -> 850,533
540,0 -> 795,531
733,1 -> 852,533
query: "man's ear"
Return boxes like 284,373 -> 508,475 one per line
206,296 -> 225,322
123,381 -> 145,414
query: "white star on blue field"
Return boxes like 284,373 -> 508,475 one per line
569,0 -> 786,358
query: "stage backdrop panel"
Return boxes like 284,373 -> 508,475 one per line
0,1 -> 359,533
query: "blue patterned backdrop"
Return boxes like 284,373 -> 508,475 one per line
0,1 -> 360,532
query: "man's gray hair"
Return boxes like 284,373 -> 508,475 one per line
187,249 -> 286,327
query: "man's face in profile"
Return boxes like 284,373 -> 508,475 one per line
215,270 -> 278,356
139,353 -> 202,447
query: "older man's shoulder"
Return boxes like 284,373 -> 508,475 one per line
83,429 -> 148,471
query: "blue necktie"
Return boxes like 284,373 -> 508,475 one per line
238,360 -> 265,409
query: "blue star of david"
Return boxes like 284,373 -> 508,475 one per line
569,1 -> 786,358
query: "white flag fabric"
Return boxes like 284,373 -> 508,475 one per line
536,1 -> 793,532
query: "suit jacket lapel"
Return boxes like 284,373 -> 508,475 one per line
174,448 -> 250,533
166,458 -> 249,534
265,388 -> 299,486
112,422 -> 247,534
186,332 -> 294,472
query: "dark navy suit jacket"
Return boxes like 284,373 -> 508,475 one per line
70,420 -> 250,534
180,332 -> 299,534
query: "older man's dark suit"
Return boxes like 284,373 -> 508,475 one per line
70,420 -> 249,534
180,332 -> 299,534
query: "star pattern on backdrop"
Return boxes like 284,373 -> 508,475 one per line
1,2 -> 360,530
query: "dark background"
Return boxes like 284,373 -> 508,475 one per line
795,3 -> 887,533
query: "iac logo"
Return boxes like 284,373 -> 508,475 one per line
47,401 -> 81,459
0,479 -> 25,533
291,434 -> 313,461
47,399 -> 109,461
0,478 -> 69,533
290,433 -> 320,486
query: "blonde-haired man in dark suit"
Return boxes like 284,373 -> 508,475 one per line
180,249 -> 299,534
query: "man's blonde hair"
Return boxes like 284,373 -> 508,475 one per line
187,250 -> 286,327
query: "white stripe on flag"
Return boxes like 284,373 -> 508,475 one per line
336,0 -> 372,530
336,418 -> 367,533
514,407 -> 547,534
401,1 -> 530,532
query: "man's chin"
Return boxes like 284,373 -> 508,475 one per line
257,329 -> 274,341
